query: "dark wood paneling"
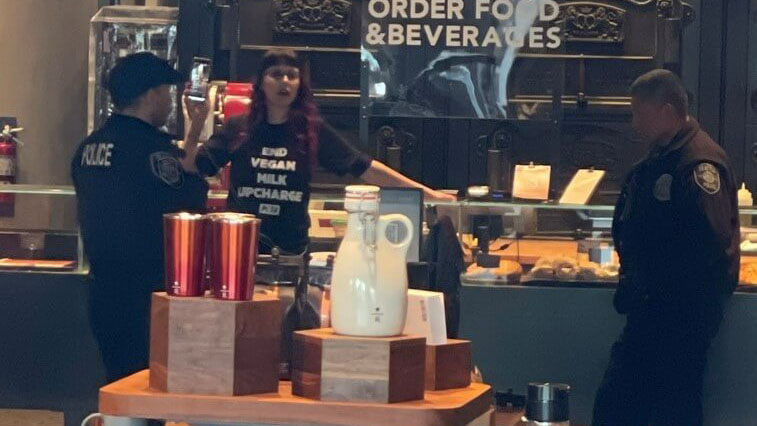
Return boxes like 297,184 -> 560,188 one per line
559,121 -> 644,193
421,119 -> 448,189
722,0 -> 750,185
236,49 -> 359,90
368,117 -> 423,181
467,121 -> 490,186
447,120 -> 470,191
745,124 -> 757,191
695,0 -> 722,138
466,120 -> 559,191
239,0 -> 361,48
401,119 -> 424,182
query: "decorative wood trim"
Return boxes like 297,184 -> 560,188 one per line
273,0 -> 352,35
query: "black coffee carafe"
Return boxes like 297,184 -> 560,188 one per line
515,382 -> 570,425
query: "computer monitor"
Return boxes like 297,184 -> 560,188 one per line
379,187 -> 423,262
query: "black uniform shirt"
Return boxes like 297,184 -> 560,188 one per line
71,114 -> 208,287
196,116 -> 372,253
612,118 -> 740,319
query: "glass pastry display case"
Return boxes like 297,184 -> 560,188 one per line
306,191 -> 757,291
450,201 -> 757,291
450,201 -> 619,287
737,212 -> 757,288
0,185 -> 85,273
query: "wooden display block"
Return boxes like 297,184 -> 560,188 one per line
149,292 -> 281,396
292,328 -> 426,403
426,339 -> 472,391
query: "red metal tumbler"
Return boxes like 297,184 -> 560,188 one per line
207,213 -> 260,300
163,212 -> 206,297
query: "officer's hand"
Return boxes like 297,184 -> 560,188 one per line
182,85 -> 210,137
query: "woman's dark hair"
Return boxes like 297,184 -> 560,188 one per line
245,48 -> 321,169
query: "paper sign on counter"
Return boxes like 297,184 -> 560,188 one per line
512,163 -> 551,201
559,169 -> 605,205
403,289 -> 447,345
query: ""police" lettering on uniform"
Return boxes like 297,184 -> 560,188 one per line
81,143 -> 114,167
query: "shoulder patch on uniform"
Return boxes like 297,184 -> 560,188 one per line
150,151 -> 184,188
693,162 -> 720,195
653,174 -> 673,201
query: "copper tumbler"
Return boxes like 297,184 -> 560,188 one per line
163,212 -> 206,297
201,212 -> 227,293
207,213 -> 260,300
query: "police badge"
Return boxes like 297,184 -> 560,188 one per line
693,163 -> 720,195
654,174 -> 673,201
150,151 -> 184,188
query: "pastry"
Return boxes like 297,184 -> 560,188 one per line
555,265 -> 578,280
739,262 -> 757,285
529,256 -> 580,280
601,263 -> 620,280
576,261 -> 605,281
466,259 -> 523,284
554,257 -> 579,280
530,265 -> 556,280
534,256 -> 556,269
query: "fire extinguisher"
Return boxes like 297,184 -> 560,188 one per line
0,125 -> 23,216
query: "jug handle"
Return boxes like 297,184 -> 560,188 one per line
377,214 -> 413,249
80,413 -> 147,426
81,413 -> 102,426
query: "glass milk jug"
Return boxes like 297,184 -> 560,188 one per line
330,185 -> 413,336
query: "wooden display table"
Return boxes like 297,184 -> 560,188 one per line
99,370 -> 492,426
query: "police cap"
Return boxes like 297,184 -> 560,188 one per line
106,52 -> 184,109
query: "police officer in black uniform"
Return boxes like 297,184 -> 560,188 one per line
592,69 -> 740,426
71,52 -> 208,383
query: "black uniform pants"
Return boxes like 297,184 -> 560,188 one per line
592,313 -> 713,426
88,277 -> 154,384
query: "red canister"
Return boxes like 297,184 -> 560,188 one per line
163,212 -> 206,297
207,213 -> 260,300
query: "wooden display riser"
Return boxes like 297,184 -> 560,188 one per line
99,370 -> 492,426
426,340 -> 472,391
292,328 -> 427,403
150,292 -> 281,396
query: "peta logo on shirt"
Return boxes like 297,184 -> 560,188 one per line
81,143 -> 114,167
259,203 -> 281,216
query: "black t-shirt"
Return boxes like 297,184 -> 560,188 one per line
196,116 -> 372,253
71,114 -> 209,287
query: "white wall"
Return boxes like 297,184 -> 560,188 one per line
0,0 -> 99,185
